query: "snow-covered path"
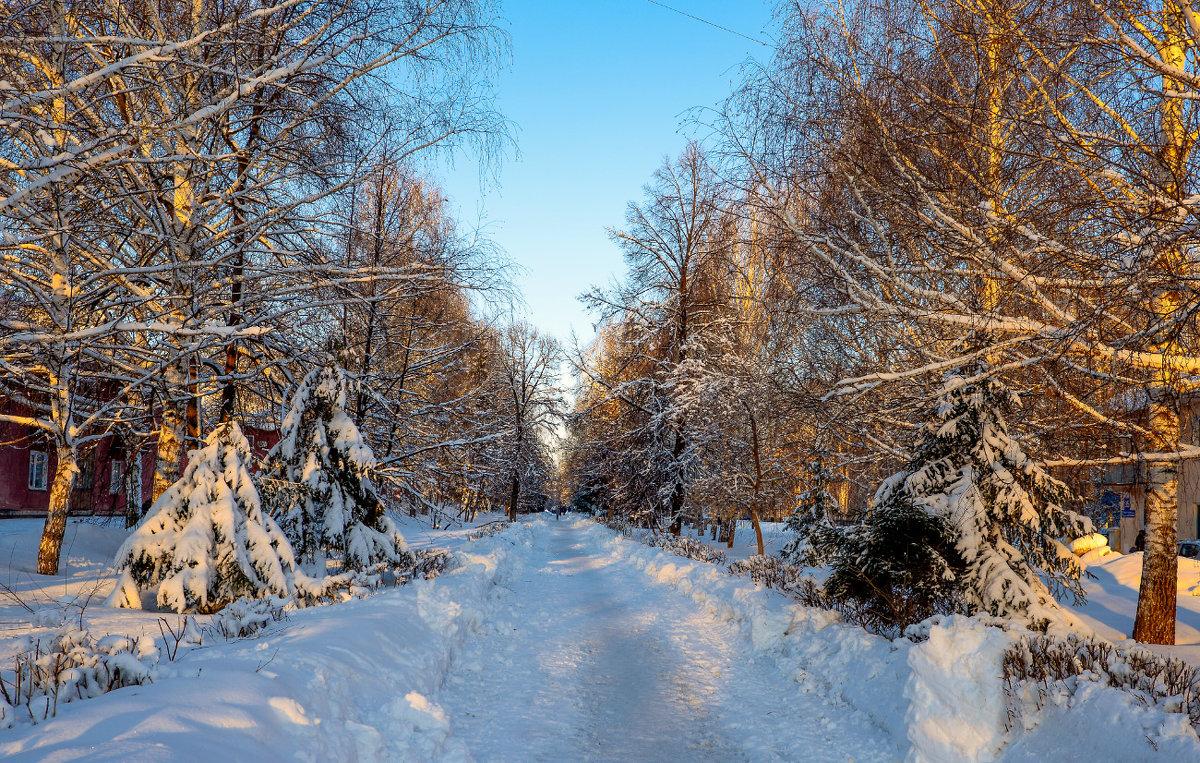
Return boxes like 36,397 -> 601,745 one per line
437,519 -> 898,762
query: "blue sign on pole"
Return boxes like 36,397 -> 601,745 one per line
1120,495 -> 1135,519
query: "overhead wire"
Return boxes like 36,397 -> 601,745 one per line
641,0 -> 771,47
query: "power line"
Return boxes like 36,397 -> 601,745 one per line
642,0 -> 770,47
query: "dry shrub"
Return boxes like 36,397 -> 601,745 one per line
1002,632 -> 1200,732
205,597 -> 289,640
467,522 -> 511,541
0,627 -> 157,726
727,555 -> 808,592
645,533 -> 728,565
293,548 -> 454,607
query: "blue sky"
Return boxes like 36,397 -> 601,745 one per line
438,0 -> 774,345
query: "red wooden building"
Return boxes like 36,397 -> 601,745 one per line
0,401 -> 280,519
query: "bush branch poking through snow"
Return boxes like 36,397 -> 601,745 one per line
644,532 -> 727,565
109,422 -> 296,613
262,360 -> 407,574
466,521 -> 512,541
1002,631 -> 1200,733
0,627 -> 158,728
204,597 -> 289,640
293,548 -> 455,607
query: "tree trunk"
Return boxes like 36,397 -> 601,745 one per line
1133,398 -> 1179,644
507,472 -> 519,522
153,404 -> 186,502
37,446 -> 78,574
747,410 -> 766,556
1132,0 -> 1189,646
125,443 -> 144,528
750,499 -> 765,557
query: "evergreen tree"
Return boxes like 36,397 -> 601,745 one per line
109,422 -> 295,613
874,365 -> 1092,631
781,459 -> 842,565
264,361 -> 407,574
823,493 -> 964,634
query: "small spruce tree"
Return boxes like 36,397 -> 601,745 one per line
824,489 -> 965,634
781,458 -> 842,565
109,422 -> 296,613
871,365 -> 1092,631
263,360 -> 407,574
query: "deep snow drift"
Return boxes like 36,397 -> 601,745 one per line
0,515 -> 1196,761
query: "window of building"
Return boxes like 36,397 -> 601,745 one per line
28,451 -> 47,491
109,461 -> 124,495
76,458 -> 95,491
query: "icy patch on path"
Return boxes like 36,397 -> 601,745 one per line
436,518 -> 896,762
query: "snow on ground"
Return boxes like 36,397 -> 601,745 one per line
653,520 -> 793,562
1068,550 -> 1200,664
0,514 -> 1196,761
435,517 -> 896,761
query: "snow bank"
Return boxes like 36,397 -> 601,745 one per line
1000,681 -> 1200,761
1069,533 -> 1119,566
0,521 -> 535,761
906,617 -> 1010,762
590,523 -> 912,746
584,520 -> 1200,762
1069,550 -> 1200,662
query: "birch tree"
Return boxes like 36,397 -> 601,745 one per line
580,144 -> 730,532
488,323 -> 563,522
734,0 -> 1200,642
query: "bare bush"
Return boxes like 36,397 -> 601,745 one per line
410,549 -> 453,580
0,628 -> 157,726
467,522 -> 512,541
644,533 -> 728,565
1002,633 -> 1200,732
726,555 -> 810,593
293,548 -> 454,607
204,597 -> 290,641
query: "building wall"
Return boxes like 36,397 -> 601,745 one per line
0,402 -> 279,519
0,418 -> 57,516
1180,457 -> 1200,541
1116,487 -> 1145,553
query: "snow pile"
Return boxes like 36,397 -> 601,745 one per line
585,519 -> 1200,760
0,520 -> 535,760
906,616 -> 1011,761
594,522 -> 913,742
0,626 -> 158,729
110,422 -> 295,613
1069,533 -> 1118,566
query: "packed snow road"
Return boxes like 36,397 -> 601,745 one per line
1,517 -> 1195,761
435,519 -> 898,762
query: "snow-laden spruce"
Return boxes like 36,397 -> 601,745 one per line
876,366 -> 1091,631
781,458 -> 842,565
263,361 -> 406,574
108,422 -> 296,613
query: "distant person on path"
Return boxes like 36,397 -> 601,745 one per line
1133,529 -> 1146,552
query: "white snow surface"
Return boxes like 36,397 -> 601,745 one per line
0,515 -> 1196,761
